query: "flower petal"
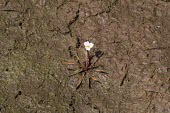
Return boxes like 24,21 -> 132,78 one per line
86,47 -> 90,51
84,41 -> 89,46
89,43 -> 94,48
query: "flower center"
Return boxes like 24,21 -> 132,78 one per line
86,45 -> 90,49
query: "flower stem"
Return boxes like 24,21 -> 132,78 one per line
85,50 -> 89,68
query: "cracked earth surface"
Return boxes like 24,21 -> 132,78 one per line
0,0 -> 170,113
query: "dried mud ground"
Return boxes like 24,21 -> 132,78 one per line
0,0 -> 170,113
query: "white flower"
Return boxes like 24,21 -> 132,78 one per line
84,41 -> 94,51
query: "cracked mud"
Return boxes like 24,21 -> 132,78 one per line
0,0 -> 170,113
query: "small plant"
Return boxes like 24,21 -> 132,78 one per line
64,39 -> 107,89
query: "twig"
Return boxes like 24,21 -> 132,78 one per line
69,70 -> 85,77
95,69 -> 109,74
63,62 -> 75,65
120,63 -> 129,86
89,52 -> 104,68
120,72 -> 128,86
76,72 -> 86,89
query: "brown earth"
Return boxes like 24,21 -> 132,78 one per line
0,0 -> 170,113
